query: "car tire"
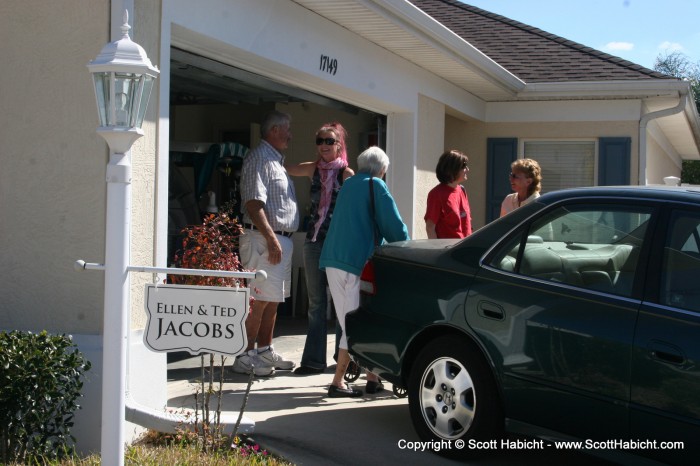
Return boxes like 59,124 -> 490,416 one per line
408,335 -> 503,459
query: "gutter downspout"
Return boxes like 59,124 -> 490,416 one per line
639,91 -> 687,185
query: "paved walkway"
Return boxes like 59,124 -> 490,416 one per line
167,317 -> 612,466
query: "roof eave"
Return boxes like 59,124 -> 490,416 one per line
361,0 -> 525,94
520,79 -> 700,159
518,79 -> 689,99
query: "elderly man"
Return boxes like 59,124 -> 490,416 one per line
234,110 -> 299,376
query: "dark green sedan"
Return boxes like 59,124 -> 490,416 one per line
346,186 -> 700,465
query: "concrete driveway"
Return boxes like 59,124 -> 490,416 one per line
167,317 -> 614,466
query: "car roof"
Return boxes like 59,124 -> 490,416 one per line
537,185 -> 700,205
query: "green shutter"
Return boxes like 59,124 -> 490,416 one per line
487,138 -> 517,222
598,137 -> 631,186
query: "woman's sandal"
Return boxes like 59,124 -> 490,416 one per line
365,380 -> 385,394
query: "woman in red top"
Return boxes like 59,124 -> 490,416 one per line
424,150 -> 472,239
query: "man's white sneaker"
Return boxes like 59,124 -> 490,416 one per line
232,350 -> 274,376
257,346 -> 296,370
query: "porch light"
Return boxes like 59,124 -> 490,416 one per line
87,10 -> 159,153
86,9 -> 158,466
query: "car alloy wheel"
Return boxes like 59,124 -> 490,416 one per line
408,335 -> 503,458
418,356 -> 474,438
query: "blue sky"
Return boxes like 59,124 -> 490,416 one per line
459,0 -> 700,70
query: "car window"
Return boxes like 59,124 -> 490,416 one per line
489,204 -> 652,297
660,210 -> 700,312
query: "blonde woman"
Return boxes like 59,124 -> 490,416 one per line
500,158 -> 542,217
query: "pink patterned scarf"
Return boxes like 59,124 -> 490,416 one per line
311,157 -> 348,241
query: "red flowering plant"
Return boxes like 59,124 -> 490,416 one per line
170,203 -> 246,287
168,202 -> 257,450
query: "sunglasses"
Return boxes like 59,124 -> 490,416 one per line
315,137 -> 337,146
509,172 -> 526,179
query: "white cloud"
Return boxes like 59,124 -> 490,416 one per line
603,42 -> 634,52
658,41 -> 684,52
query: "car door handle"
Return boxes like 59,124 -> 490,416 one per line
648,340 -> 685,365
478,301 -> 505,320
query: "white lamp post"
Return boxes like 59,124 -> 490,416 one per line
87,10 -> 158,466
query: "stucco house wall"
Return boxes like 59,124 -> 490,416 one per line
443,114 -> 488,230
647,133 -> 683,185
0,0 -> 166,453
0,0 -> 162,338
414,95 -> 448,237
0,1 -> 108,335
438,116 -> 642,230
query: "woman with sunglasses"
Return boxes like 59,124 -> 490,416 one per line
500,158 -> 542,217
285,122 -> 354,375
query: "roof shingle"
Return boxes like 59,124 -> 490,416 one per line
409,0 -> 673,83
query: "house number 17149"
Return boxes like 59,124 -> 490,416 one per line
320,55 -> 338,75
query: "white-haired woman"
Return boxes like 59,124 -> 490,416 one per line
319,146 -> 410,397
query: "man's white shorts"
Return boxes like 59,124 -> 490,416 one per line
239,230 -> 293,303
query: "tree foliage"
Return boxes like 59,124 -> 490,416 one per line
682,160 -> 700,185
655,51 -> 700,183
654,51 -> 700,113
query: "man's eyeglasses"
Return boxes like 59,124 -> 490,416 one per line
316,137 -> 337,146
509,172 -> 526,180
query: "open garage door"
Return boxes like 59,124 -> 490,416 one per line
167,48 -> 386,317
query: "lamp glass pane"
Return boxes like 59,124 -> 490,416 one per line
113,73 -> 139,128
93,71 -> 152,129
134,75 -> 154,129
92,72 -> 111,127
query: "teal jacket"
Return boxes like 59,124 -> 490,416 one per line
320,173 -> 410,275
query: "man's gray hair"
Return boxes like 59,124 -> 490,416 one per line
261,110 -> 291,137
357,146 -> 390,177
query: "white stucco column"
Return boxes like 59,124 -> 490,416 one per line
385,98 -> 447,238
386,112 -> 417,237
415,95 -> 446,238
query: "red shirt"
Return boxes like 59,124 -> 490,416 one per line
424,183 -> 472,238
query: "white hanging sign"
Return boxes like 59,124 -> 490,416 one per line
143,284 -> 249,356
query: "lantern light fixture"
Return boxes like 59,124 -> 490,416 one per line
85,10 -> 159,465
87,10 -> 159,153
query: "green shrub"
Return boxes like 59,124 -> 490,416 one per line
0,330 -> 91,463
682,160 -> 700,185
